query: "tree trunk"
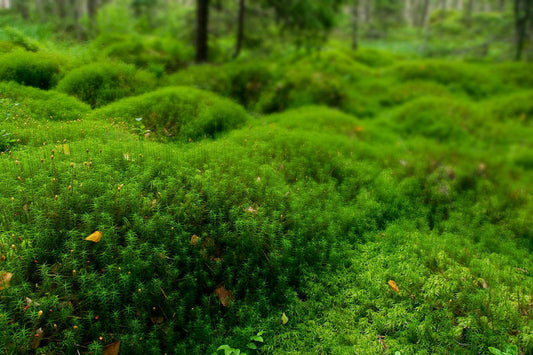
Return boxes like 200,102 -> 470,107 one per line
13,0 -> 29,19
196,0 -> 209,63
233,0 -> 245,58
419,0 -> 430,27
352,0 -> 359,50
464,0 -> 474,26
88,0 -> 98,30
514,0 -> 531,61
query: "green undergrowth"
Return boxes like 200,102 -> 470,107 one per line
90,87 -> 249,142
56,62 -> 157,108
0,42 -> 532,355
0,81 -> 90,121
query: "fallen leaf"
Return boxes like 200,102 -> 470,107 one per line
244,206 -> 258,214
30,328 -> 44,349
85,231 -> 102,243
190,234 -> 200,245
63,144 -> 70,155
150,316 -> 164,324
388,280 -> 399,293
103,341 -> 121,355
281,312 -> 289,325
0,271 -> 13,290
214,285 -> 233,307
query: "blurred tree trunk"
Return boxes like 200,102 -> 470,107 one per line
464,0 -> 474,26
514,0 -> 531,60
196,0 -> 209,62
13,0 -> 29,19
87,0 -> 99,30
352,0 -> 359,50
419,0 -> 430,26
233,0 -> 245,58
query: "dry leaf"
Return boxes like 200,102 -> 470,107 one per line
150,316 -> 164,324
388,280 -> 399,293
244,206 -> 258,214
0,271 -> 13,290
191,234 -> 200,246
281,312 -> 288,325
30,328 -> 44,349
214,285 -> 233,307
85,231 -> 102,243
103,341 -> 121,355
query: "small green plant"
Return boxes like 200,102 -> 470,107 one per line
0,129 -> 15,152
489,344 -> 519,355
215,331 -> 265,355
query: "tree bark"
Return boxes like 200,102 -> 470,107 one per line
196,0 -> 209,63
352,0 -> 359,50
233,0 -> 245,58
464,0 -> 474,26
13,0 -> 29,19
419,0 -> 430,27
88,0 -> 99,30
514,0 -> 531,61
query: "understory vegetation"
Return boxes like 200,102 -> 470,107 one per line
0,2 -> 532,355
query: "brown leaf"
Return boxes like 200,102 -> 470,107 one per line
214,285 -> 233,307
150,316 -> 164,324
0,271 -> 13,290
103,341 -> 121,355
85,231 -> 102,243
30,328 -> 44,349
388,280 -> 399,293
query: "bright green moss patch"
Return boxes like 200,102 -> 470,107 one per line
91,86 -> 249,141
389,60 -> 500,99
0,81 -> 90,121
387,97 -> 484,141
57,62 -> 156,108
0,51 -> 63,89
490,91 -> 533,123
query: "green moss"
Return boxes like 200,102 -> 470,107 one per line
389,61 -> 500,99
0,81 -> 90,121
165,64 -> 231,95
57,62 -> 156,108
0,51 -> 63,89
388,97 -> 483,141
490,91 -> 533,123
91,86 -> 249,141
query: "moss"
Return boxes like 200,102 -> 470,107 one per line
0,81 -> 90,121
93,34 -> 194,74
389,61 -> 500,99
0,51 -> 62,89
91,86 -> 249,141
490,91 -> 533,123
165,64 -> 232,96
388,97 -> 483,141
57,62 -> 156,108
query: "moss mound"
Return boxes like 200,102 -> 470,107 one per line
389,97 -> 483,141
389,61 -> 499,99
0,81 -> 90,120
57,62 -> 156,108
0,51 -> 63,89
91,87 -> 249,141
490,91 -> 533,123
165,64 -> 231,95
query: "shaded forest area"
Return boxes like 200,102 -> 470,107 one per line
0,1 -> 532,354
